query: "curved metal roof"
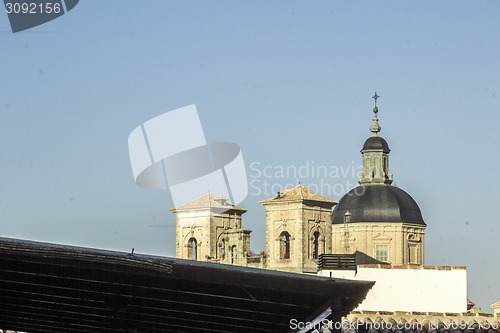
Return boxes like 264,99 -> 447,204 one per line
332,185 -> 426,226
362,136 -> 391,152
0,237 -> 373,333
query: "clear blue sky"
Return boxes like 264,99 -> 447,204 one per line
1,1 -> 499,311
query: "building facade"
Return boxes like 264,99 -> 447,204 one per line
170,98 -> 427,272
167,96 -> 500,316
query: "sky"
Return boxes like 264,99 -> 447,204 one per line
1,1 -> 500,311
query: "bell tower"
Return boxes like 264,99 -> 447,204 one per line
171,194 -> 251,266
260,184 -> 337,273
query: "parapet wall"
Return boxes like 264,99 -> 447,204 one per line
318,265 -> 467,313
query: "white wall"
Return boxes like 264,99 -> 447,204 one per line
318,266 -> 467,313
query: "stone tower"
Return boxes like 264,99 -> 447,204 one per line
260,184 -> 337,273
170,194 -> 251,266
331,94 -> 426,266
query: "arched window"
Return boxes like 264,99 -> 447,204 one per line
188,237 -> 197,260
220,239 -> 225,259
280,231 -> 290,259
312,231 -> 320,259
230,245 -> 237,264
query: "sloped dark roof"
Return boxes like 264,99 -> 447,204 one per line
0,237 -> 373,333
332,185 -> 426,225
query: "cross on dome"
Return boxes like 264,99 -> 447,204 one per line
370,92 -> 381,135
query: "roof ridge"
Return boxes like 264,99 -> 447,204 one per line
260,184 -> 337,205
171,193 -> 246,211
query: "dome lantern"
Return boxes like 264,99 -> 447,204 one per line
359,93 -> 393,185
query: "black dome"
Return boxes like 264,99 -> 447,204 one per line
362,136 -> 390,152
332,185 -> 426,225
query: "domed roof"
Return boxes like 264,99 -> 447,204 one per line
362,136 -> 390,152
332,185 -> 426,225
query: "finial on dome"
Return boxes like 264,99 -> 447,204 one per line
370,92 -> 381,136
372,92 -> 379,107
